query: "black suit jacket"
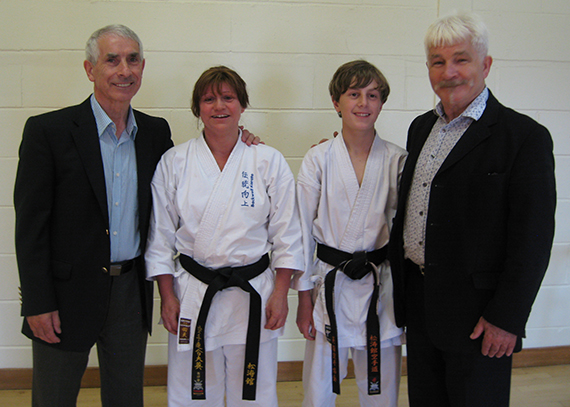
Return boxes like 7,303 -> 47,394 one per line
14,97 -> 173,351
389,91 -> 556,353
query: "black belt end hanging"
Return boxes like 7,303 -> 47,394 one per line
318,243 -> 386,397
242,361 -> 257,400
367,332 -> 381,395
181,253 -> 269,401
325,269 -> 341,395
366,268 -> 382,395
192,326 -> 206,399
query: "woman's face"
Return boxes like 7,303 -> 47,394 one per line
199,82 -> 244,137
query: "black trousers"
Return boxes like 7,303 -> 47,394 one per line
404,261 -> 513,407
31,265 -> 148,407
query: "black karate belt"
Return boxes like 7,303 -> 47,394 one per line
317,243 -> 386,396
179,253 -> 269,401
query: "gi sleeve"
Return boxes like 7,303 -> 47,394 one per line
291,148 -> 323,292
145,149 -> 181,280
264,149 -> 305,277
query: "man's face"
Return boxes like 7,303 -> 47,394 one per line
84,34 -> 145,108
427,40 -> 492,120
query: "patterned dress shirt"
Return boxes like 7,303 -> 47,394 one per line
403,88 -> 489,266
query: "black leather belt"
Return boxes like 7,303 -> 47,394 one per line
179,253 -> 269,401
109,257 -> 138,276
317,243 -> 387,396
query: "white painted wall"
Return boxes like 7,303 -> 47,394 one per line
0,0 -> 568,369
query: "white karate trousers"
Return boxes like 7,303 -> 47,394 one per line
167,333 -> 279,407
302,331 -> 401,407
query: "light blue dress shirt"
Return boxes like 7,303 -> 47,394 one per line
90,94 -> 140,263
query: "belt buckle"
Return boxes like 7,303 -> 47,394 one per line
110,264 -> 122,276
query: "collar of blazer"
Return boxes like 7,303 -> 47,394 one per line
399,90 -> 503,205
438,91 -> 501,174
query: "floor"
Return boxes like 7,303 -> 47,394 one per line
1,364 -> 569,406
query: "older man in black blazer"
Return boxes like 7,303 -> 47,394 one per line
389,12 -> 556,407
14,25 -> 173,407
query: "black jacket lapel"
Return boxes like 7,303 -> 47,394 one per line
437,91 -> 500,174
71,98 -> 109,226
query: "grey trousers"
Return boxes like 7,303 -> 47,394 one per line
31,265 -> 148,407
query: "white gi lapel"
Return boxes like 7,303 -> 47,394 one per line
193,133 -> 246,263
177,134 -> 246,351
333,134 -> 359,211
335,134 -> 386,252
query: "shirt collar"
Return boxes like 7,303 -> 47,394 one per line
90,94 -> 138,140
434,87 -> 489,122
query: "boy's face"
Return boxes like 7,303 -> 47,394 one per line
333,80 -> 383,134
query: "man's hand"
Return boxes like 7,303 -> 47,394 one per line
27,311 -> 62,344
296,290 -> 316,340
240,126 -> 262,146
470,316 -> 517,358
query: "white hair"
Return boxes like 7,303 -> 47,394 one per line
424,11 -> 489,59
85,24 -> 143,64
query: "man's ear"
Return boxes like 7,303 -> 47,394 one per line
84,60 -> 95,83
482,55 -> 493,79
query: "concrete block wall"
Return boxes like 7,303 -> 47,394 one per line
0,0 -> 568,369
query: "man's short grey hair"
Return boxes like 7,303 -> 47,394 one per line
424,12 -> 489,60
85,24 -> 144,64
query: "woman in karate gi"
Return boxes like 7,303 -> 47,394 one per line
145,66 -> 304,407
293,60 -> 407,407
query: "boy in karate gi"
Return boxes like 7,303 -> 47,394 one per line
293,60 -> 407,407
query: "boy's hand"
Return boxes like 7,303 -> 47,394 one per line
296,290 -> 316,340
311,131 -> 338,148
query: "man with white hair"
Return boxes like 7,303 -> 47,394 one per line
389,12 -> 556,407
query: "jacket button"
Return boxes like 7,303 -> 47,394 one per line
102,267 -> 108,274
